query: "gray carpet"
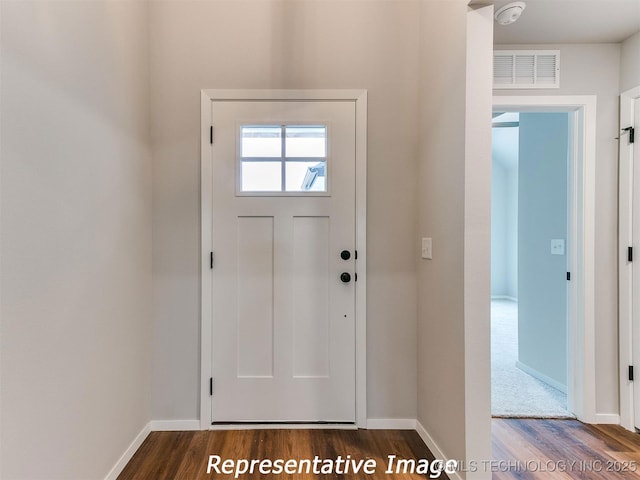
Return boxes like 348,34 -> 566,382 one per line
491,299 -> 574,418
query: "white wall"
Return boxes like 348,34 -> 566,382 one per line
491,126 -> 518,299
517,113 -> 569,388
0,2 -> 495,477
152,1 -> 493,471
620,31 -> 640,92
0,2 -> 153,479
494,43 -> 621,416
463,6 -> 493,474
418,1 -> 467,461
418,3 -> 492,476
150,0 -> 420,421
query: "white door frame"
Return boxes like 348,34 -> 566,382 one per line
619,85 -> 640,431
200,89 -> 368,429
492,95 -> 597,423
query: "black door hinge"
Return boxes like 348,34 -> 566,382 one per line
630,366 -> 634,382
566,272 -> 571,281
210,251 -> 214,269
209,377 -> 214,396
210,126 -> 214,144
622,126 -> 635,144
629,247 -> 633,262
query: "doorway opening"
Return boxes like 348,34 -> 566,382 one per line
491,111 -> 574,418
491,95 -> 597,423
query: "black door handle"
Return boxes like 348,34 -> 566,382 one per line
340,272 -> 351,283
340,250 -> 351,260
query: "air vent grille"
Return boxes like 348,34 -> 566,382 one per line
493,50 -> 560,89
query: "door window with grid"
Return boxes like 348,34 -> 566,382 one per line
239,125 -> 328,194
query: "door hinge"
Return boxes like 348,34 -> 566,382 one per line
209,377 -> 214,396
566,272 -> 571,281
210,251 -> 214,269
210,126 -> 214,144
630,366 -> 634,382
629,246 -> 633,262
622,126 -> 635,144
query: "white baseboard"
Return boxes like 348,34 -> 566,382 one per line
515,361 -> 567,394
150,419 -> 201,431
491,295 -> 517,302
415,421 -> 463,480
366,418 -> 417,430
209,423 -> 357,430
593,413 -> 621,425
104,422 -> 151,480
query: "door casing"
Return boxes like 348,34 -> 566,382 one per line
200,89 -> 368,429
493,95 -> 598,423
619,85 -> 640,431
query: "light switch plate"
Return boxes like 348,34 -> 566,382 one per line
551,239 -> 565,255
422,237 -> 432,259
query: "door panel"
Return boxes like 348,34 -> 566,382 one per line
292,216 -> 330,378
632,98 -> 640,429
236,216 -> 274,378
211,101 -> 356,423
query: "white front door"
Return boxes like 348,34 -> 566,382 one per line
210,100 -> 357,423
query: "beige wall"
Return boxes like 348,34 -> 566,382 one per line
150,0 -> 421,421
151,1 -> 494,469
0,1 -> 495,477
418,0 -> 468,462
0,2 -> 153,479
494,43 -> 622,416
621,31 -> 640,92
417,4 -> 493,474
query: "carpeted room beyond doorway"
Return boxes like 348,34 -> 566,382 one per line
491,299 -> 574,418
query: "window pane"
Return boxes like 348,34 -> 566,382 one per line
241,126 -> 281,158
286,161 -> 327,192
285,126 -> 326,158
241,161 -> 282,191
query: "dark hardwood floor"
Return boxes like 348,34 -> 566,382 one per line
117,429 -> 448,479
492,419 -> 640,479
117,420 -> 640,479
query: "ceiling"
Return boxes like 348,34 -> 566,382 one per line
493,0 -> 640,45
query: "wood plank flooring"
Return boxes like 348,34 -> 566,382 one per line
117,429 -> 448,480
492,419 -> 640,479
117,420 -> 640,479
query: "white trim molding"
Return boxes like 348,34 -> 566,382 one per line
493,95 -> 597,424
209,423 -> 358,431
103,423 -> 150,480
415,421 -> 463,480
619,85 -> 640,432
200,89 -> 368,429
490,295 -> 517,302
515,361 -> 567,394
594,414 -> 621,425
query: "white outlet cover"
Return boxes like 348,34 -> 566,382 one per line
422,237 -> 432,259
551,239 -> 565,255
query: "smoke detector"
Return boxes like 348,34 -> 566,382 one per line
495,2 -> 526,25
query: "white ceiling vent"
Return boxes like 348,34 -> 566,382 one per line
494,50 -> 560,89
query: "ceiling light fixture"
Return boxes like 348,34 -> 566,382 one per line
495,2 -> 526,25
